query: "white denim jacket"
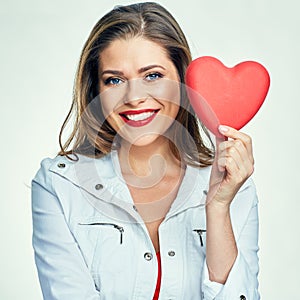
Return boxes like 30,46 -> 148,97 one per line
31,150 -> 260,300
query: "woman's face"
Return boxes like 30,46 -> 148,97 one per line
99,36 -> 180,147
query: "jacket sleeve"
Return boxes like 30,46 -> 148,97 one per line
201,179 -> 260,300
31,159 -> 101,300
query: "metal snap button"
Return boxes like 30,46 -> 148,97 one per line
144,252 -> 153,261
168,250 -> 175,257
95,184 -> 103,190
57,163 -> 66,168
240,295 -> 246,300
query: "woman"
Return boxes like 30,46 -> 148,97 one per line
32,2 -> 259,299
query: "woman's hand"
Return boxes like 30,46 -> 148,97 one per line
207,125 -> 255,208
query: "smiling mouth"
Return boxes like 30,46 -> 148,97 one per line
119,109 -> 160,127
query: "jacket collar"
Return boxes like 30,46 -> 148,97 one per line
49,151 -> 210,222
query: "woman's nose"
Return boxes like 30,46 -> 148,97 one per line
123,79 -> 148,105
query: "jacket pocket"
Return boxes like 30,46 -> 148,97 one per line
78,222 -> 124,244
75,218 -> 127,293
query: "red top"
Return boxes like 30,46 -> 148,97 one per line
153,252 -> 162,300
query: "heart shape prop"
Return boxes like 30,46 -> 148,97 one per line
185,56 -> 270,137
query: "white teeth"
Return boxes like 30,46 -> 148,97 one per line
125,111 -> 155,121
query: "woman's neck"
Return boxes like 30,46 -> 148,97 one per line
118,136 -> 183,187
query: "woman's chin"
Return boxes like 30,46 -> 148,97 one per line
120,133 -> 166,148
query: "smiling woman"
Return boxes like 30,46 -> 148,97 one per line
31,2 -> 260,300
57,2 -> 213,166
99,37 -> 181,147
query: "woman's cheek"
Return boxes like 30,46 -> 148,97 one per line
147,78 -> 180,106
100,86 -> 126,120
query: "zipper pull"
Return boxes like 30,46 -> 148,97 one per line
114,225 -> 124,244
193,229 -> 206,247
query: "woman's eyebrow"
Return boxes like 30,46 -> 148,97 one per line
138,64 -> 166,73
100,64 -> 166,77
100,70 -> 124,76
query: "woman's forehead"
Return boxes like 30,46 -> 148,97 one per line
99,37 -> 172,71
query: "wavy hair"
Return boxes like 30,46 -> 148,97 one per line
58,2 -> 214,167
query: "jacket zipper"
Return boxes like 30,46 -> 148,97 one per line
193,229 -> 206,247
79,222 -> 124,244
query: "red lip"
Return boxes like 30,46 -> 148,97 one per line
119,109 -> 160,127
119,108 -> 158,115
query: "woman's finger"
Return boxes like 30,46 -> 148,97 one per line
218,140 -> 254,177
218,125 -> 254,162
219,139 -> 253,165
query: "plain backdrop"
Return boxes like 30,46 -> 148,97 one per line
1,0 -> 299,299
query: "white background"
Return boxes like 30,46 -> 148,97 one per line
1,0 -> 299,298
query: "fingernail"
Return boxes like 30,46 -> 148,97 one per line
218,125 -> 229,133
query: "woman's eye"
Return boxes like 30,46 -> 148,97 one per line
145,72 -> 163,81
104,77 -> 123,86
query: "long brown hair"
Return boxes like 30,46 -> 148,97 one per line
59,2 -> 214,167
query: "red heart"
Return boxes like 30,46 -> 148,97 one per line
185,56 -> 270,138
